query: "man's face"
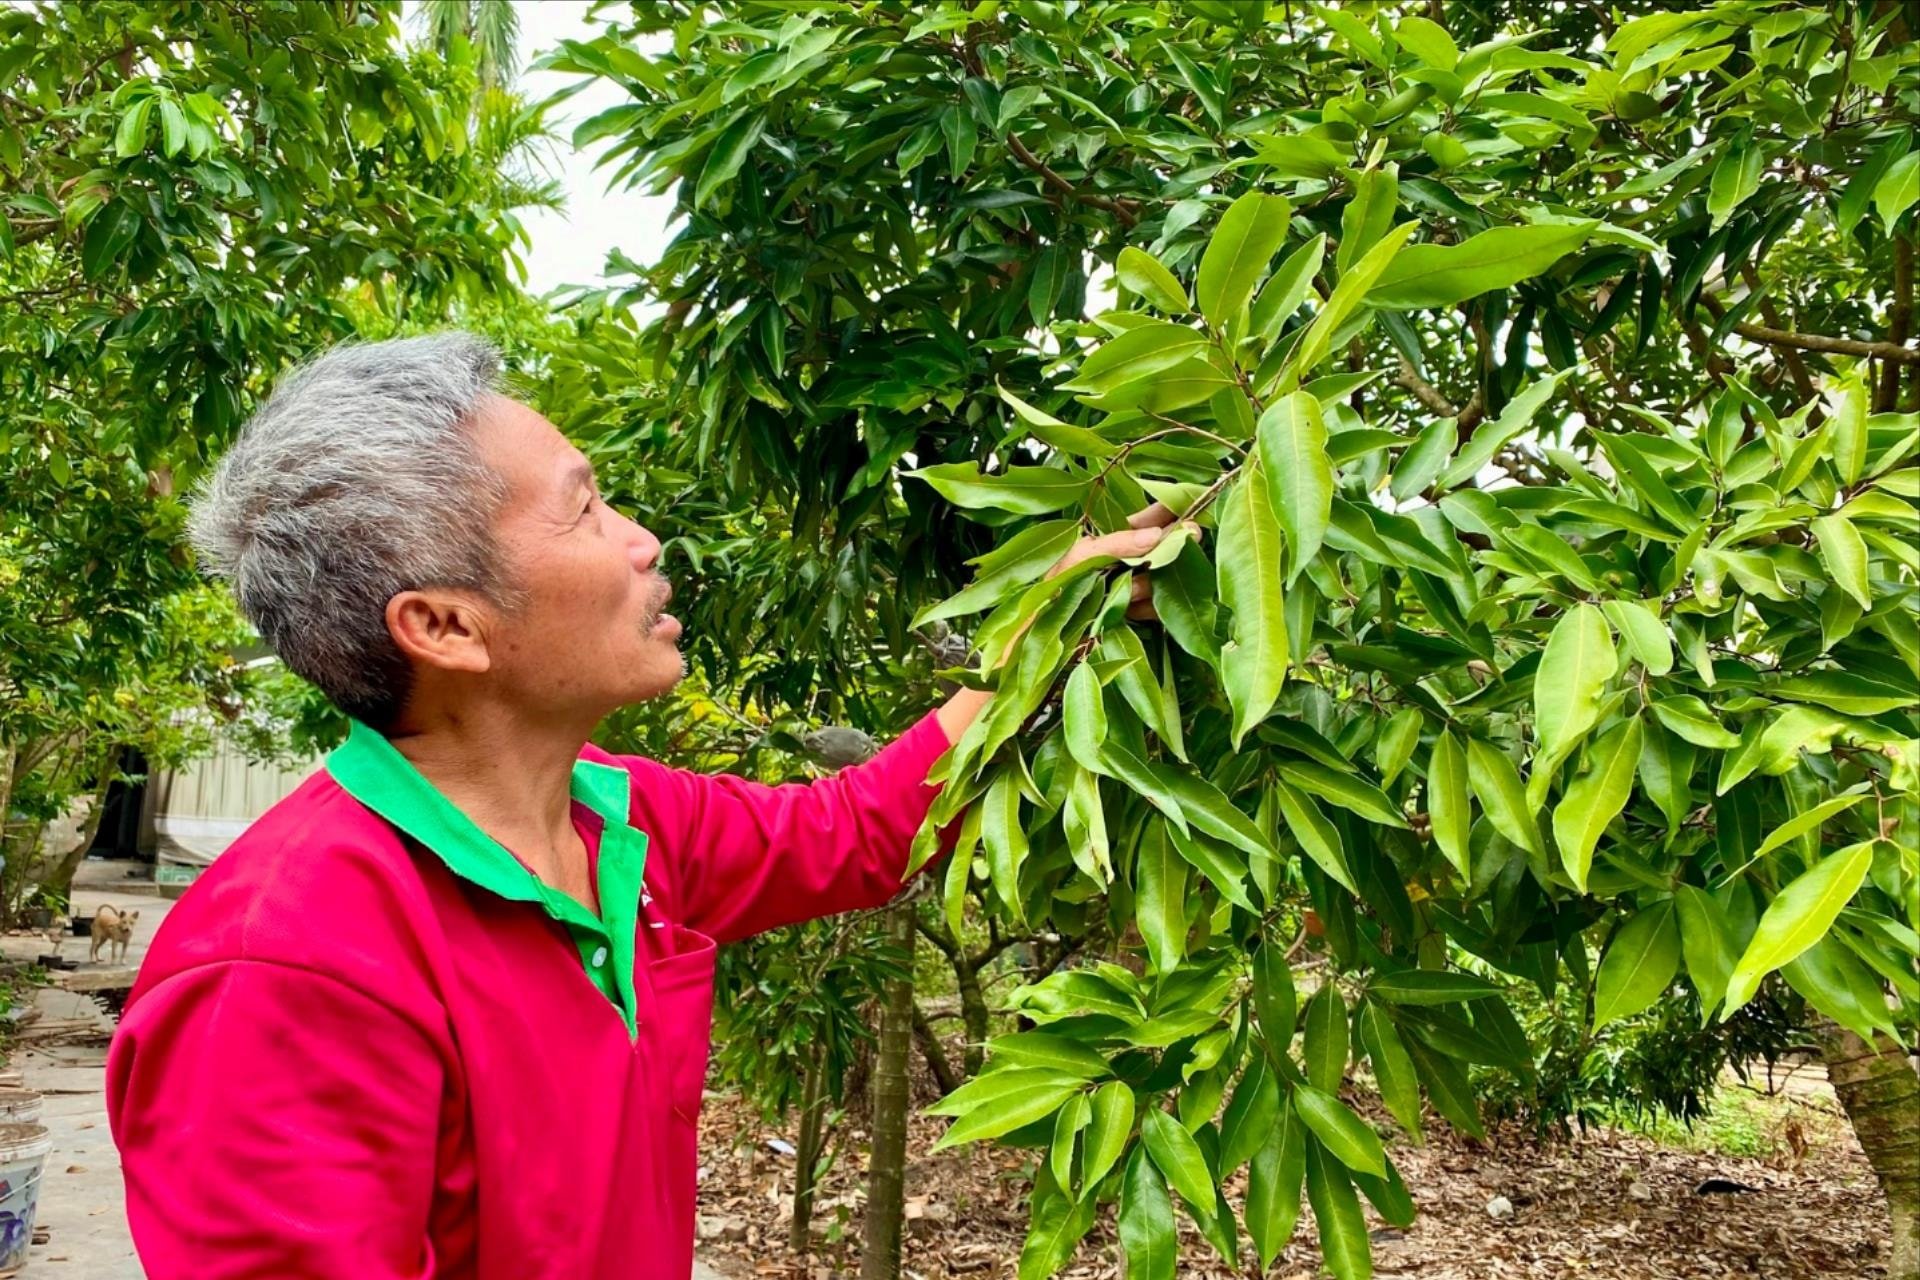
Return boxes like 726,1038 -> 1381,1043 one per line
470,395 -> 684,717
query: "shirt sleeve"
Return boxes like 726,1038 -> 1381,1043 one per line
620,709 -> 953,944
106,959 -> 444,1280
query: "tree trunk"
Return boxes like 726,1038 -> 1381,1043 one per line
1820,1021 -> 1920,1280
860,898 -> 915,1280
910,1001 -> 959,1096
37,771 -> 114,905
789,1047 -> 828,1256
954,958 -> 990,1076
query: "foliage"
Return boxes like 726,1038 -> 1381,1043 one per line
0,0 -> 543,909
564,2 -> 1920,1275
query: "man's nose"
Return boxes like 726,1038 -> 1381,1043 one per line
627,519 -> 662,574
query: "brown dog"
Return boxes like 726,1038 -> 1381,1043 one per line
89,904 -> 139,965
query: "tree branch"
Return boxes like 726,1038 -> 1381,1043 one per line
1879,236 -> 1913,410
1393,352 -> 1483,428
1726,315 -> 1920,364
1004,132 -> 1140,228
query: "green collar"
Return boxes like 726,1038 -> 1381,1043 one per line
326,720 -> 649,1034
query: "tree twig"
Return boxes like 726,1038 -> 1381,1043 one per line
1004,132 -> 1140,227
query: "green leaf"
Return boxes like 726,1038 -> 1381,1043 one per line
1437,371 -> 1571,488
1403,1036 -> 1484,1140
1271,778 -> 1358,893
1338,165 -> 1400,274
1358,1003 -> 1422,1139
1649,695 -> 1741,749
1286,222 -> 1419,383
1119,1148 -> 1178,1280
1051,1093 -> 1091,1191
1027,244 -> 1065,328
1716,705 -> 1851,795
1811,515 -> 1872,611
1637,719 -> 1695,838
983,770 -> 1029,920
1601,600 -> 1673,676
1533,603 -> 1617,769
1395,14 -> 1459,69
1247,1102 -> 1305,1269
1465,738 -> 1542,854
1086,356 -> 1235,413
1370,222 -> 1594,310
1874,150 -> 1920,233
1593,901 -> 1681,1028
930,1067 -> 1085,1116
1724,841 -> 1876,1016
114,96 -> 154,157
1198,191 -> 1293,329
1375,708 -> 1424,785
1018,1187 -> 1095,1280
1251,233 -> 1327,341
1304,1141 -> 1373,1280
1303,983 -> 1348,1091
910,462 -> 1088,514
1551,717 -> 1643,892
1141,1109 -> 1215,1209
1151,539 -> 1220,664
932,1082 -> 1079,1149
1768,672 -> 1918,716
918,519 -> 1080,625
1294,1087 -> 1387,1177
1368,969 -> 1503,1005
1062,322 -> 1209,394
1745,792 -> 1872,869
1706,137 -> 1764,229
1167,823 -> 1255,911
1082,1082 -> 1135,1195
1117,246 -> 1190,314
1278,760 -> 1407,828
1426,729 -> 1473,882
1390,416 -> 1457,502
1782,935 -> 1901,1042
1256,392 -> 1333,584
1253,937 -> 1299,1051
1217,471 -> 1289,745
695,110 -> 767,208
1675,884 -> 1738,1014
1063,662 -> 1109,776
1838,133 -> 1907,236
1134,822 -> 1188,975
158,96 -> 188,158
1831,376 -> 1870,486
986,1031 -> 1114,1079
1220,1056 -> 1282,1174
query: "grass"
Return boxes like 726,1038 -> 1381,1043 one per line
1616,1077 -> 1849,1163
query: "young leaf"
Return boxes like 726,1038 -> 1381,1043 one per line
1551,717 -> 1643,892
1256,391 -> 1333,584
1648,695 -> 1741,749
1216,471 -> 1289,745
1723,841 -> 1876,1016
1426,728 -> 1473,882
1592,900 -> 1681,1028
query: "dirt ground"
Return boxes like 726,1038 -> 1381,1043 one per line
691,1054 -> 1892,1280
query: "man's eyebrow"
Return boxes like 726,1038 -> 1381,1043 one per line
564,461 -> 598,493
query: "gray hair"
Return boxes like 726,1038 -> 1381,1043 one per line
189,333 -> 516,729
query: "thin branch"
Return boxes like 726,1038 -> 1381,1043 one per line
1879,236 -> 1913,410
1004,132 -> 1140,228
1737,265 -> 1818,405
1724,315 -> 1920,364
1393,352 -> 1483,429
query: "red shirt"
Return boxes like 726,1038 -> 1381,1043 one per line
107,712 -> 950,1279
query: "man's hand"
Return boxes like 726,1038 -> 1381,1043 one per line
1048,501 -> 1184,621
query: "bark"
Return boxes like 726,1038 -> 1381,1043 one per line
38,771 -> 114,904
860,899 -> 915,1280
1819,1021 -> 1920,1280
910,1002 -> 960,1096
954,957 -> 991,1076
1880,236 -> 1914,413
789,1048 -> 828,1256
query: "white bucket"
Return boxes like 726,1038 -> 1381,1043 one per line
0,1122 -> 51,1272
0,1093 -> 41,1129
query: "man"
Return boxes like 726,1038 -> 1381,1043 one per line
106,334 -> 1172,1278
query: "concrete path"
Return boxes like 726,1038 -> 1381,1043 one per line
8,860 -> 731,1279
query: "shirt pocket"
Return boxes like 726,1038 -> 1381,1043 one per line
645,924 -> 716,1126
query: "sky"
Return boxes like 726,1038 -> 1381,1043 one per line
463,0 -> 678,295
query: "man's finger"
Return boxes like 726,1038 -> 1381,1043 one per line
1126,502 -> 1178,531
1059,523 -> 1164,570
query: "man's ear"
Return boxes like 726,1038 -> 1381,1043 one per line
386,589 -> 495,676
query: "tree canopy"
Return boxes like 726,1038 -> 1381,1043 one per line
553,2 -> 1920,1276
